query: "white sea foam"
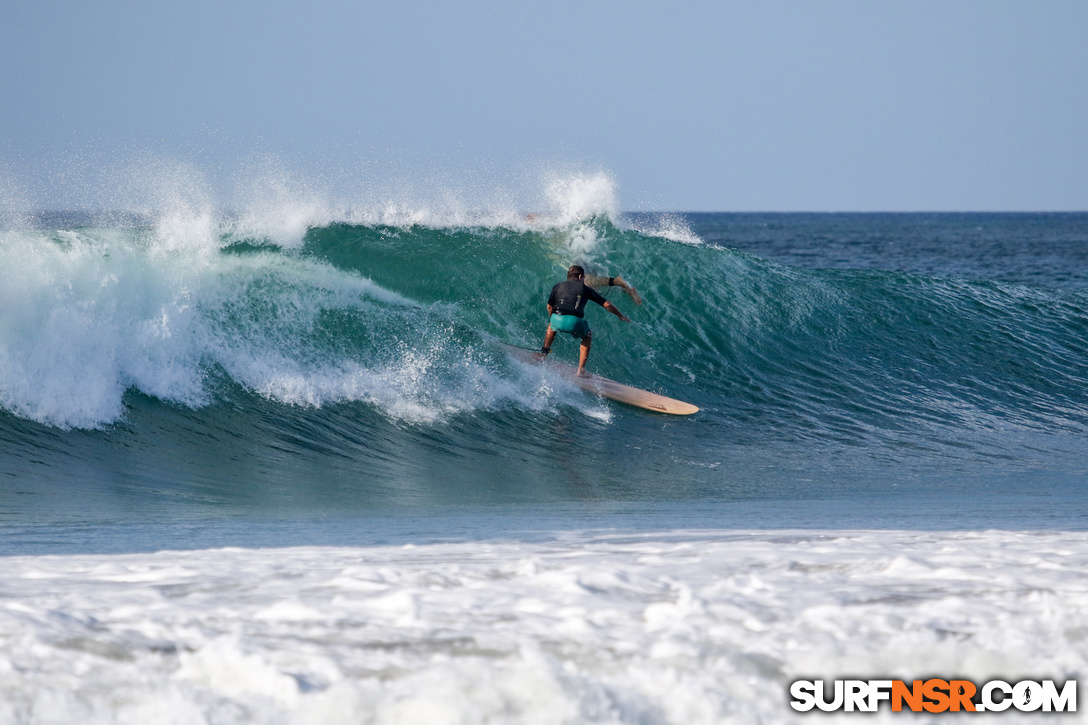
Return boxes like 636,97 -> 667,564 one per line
326,167 -> 621,235
0,227 -> 207,428
1,529 -> 1084,724
542,171 -> 620,227
624,212 -> 704,246
0,222 -> 593,429
225,158 -> 338,248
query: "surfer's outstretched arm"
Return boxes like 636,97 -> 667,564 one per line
602,301 -> 631,323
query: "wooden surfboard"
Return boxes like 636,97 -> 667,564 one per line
504,345 -> 699,415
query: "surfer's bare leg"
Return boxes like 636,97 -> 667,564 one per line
542,326 -> 557,355
585,274 -> 642,306
612,275 -> 642,306
577,334 -> 591,376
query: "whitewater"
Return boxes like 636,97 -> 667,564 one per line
2,166 -> 1088,723
4,527 -> 1087,724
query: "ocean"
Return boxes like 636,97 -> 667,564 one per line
2,175 -> 1087,723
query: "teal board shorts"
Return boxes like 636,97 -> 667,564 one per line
550,313 -> 591,339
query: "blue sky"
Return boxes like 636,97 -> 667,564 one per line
2,1 -> 1086,211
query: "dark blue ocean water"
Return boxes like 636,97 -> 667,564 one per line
3,211 -> 1088,554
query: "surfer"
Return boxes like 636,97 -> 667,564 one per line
541,265 -> 631,376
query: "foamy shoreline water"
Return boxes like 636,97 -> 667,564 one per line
3,528 -> 1085,724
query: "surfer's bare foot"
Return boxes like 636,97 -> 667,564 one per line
576,369 -> 589,378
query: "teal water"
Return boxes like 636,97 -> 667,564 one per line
3,210 -> 1088,552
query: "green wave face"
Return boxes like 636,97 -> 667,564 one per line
5,211 -> 1088,509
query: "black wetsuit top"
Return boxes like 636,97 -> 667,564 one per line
548,279 -> 607,318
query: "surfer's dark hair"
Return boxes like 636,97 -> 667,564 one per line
567,265 -> 585,279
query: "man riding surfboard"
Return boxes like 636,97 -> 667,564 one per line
541,265 -> 631,376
